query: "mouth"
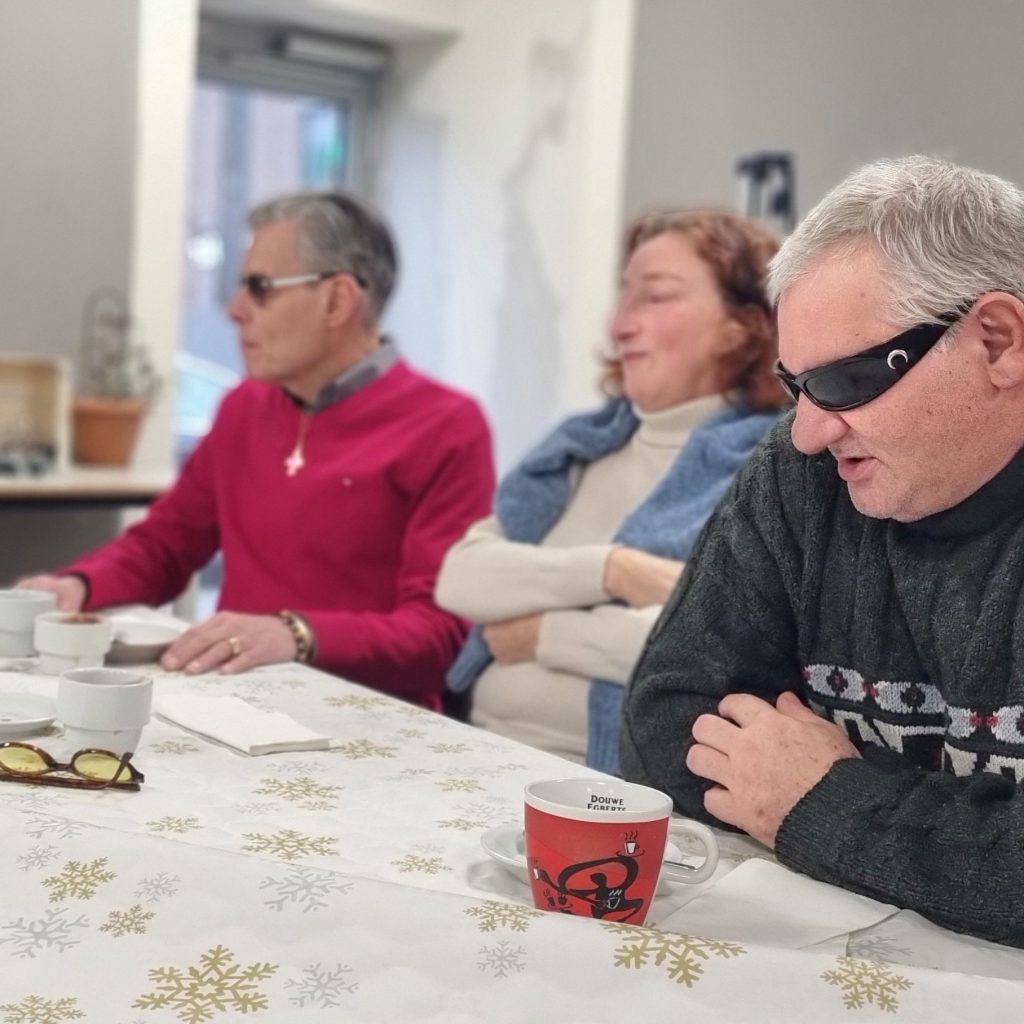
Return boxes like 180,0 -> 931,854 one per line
833,454 -> 876,482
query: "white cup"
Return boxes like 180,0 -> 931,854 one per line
0,589 -> 57,657
57,667 -> 153,756
34,611 -> 113,675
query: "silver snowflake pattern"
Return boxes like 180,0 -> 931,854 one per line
391,855 -> 450,875
242,829 -> 338,862
6,788 -> 68,813
16,845 -> 60,872
465,902 -> 542,933
147,816 -> 201,834
0,908 -> 89,958
100,904 -> 155,937
269,759 -> 327,775
259,866 -> 353,912
846,933 -> 914,963
331,739 -> 396,760
23,816 -> 89,842
603,922 -> 745,987
285,963 -> 358,1006
439,798 -> 509,830
438,778 -> 482,793
478,940 -> 526,978
150,740 -> 200,755
133,872 -> 181,903
253,776 -> 340,810
133,944 -> 278,1023
323,693 -> 389,710
41,857 -> 115,903
823,956 -> 913,1012
0,995 -> 84,1023
230,801 -> 274,817
428,742 -> 472,754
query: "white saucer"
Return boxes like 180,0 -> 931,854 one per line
481,823 -> 683,892
106,616 -> 186,665
0,689 -> 57,738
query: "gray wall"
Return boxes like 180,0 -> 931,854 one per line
623,0 -> 1024,225
0,0 -> 141,582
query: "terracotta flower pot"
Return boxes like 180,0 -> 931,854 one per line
72,396 -> 146,467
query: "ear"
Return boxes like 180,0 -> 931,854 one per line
973,293 -> 1024,389
322,274 -> 364,330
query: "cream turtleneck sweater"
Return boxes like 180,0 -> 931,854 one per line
436,394 -> 724,763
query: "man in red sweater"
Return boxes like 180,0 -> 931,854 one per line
20,192 -> 495,710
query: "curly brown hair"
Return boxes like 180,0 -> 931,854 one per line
602,209 -> 788,411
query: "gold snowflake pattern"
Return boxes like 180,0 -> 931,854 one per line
0,995 -> 84,1023
147,817 -> 201,835
397,728 -> 426,738
254,776 -> 340,810
323,694 -> 389,710
465,902 -> 543,933
437,817 -> 489,831
823,956 -> 913,1012
603,922 -> 745,987
150,740 -> 201,755
41,857 -> 115,903
133,944 -> 278,1023
391,855 -> 451,875
429,743 -> 472,754
331,739 -> 396,760
100,904 -> 155,937
242,829 -> 338,862
438,778 -> 482,793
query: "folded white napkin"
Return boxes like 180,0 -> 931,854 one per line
657,858 -> 898,950
155,694 -> 331,755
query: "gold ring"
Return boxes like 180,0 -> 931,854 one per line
226,636 -> 241,658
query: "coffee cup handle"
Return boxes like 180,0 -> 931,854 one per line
660,820 -> 719,885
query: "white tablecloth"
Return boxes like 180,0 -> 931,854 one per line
0,659 -> 1021,1022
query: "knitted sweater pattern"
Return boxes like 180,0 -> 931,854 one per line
621,415 -> 1024,948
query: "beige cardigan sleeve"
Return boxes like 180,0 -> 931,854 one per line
435,515 -> 614,623
536,604 -> 662,685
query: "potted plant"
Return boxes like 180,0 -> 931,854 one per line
72,287 -> 161,467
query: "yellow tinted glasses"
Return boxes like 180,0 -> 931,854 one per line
0,742 -> 143,790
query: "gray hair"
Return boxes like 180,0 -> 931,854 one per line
249,191 -> 397,323
768,156 -> 1024,327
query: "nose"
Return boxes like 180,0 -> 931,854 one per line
227,286 -> 250,324
609,298 -> 638,346
789,395 -> 850,455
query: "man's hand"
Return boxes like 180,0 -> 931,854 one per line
483,614 -> 543,665
16,575 -> 86,611
161,611 -> 298,675
686,691 -> 860,848
603,547 -> 685,608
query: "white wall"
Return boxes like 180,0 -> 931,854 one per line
377,0 -> 637,470
623,0 -> 1024,228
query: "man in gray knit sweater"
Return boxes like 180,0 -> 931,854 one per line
620,155 -> 1024,948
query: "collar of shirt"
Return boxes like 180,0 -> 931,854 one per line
903,440 -> 1024,540
283,337 -> 399,413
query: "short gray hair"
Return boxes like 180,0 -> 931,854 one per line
768,156 -> 1024,327
249,191 -> 397,323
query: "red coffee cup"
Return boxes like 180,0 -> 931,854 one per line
524,778 -> 718,925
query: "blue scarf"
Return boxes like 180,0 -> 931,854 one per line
446,398 -> 781,774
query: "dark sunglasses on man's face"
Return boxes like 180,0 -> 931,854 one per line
773,306 -> 969,412
239,270 -> 366,305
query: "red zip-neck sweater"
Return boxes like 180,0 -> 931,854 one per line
66,361 -> 495,709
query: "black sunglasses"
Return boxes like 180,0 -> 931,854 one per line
774,306 -> 969,412
239,270 -> 366,305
